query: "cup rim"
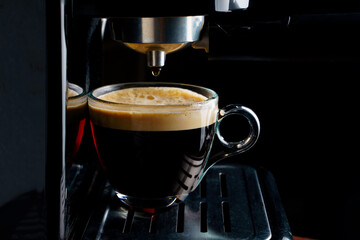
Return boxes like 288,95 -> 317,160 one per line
88,82 -> 218,109
68,82 -> 87,99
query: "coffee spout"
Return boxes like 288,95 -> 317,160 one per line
147,50 -> 165,70
147,50 -> 165,77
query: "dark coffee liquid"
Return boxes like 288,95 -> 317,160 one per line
91,122 -> 215,198
66,117 -> 86,167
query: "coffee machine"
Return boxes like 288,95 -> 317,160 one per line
2,0 -> 360,239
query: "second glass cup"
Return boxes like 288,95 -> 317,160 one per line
66,82 -> 87,168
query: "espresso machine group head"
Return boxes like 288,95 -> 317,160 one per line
70,0 -> 250,81
108,16 -> 205,76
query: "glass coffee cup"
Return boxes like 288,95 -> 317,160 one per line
88,82 -> 260,209
66,82 -> 87,168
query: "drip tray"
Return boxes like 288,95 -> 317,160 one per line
83,163 -> 292,240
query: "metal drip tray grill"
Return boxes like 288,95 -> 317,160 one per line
83,164 -> 292,240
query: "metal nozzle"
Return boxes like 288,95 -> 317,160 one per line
147,50 -> 166,76
147,50 -> 166,68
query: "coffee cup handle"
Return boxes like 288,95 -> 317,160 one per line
202,104 -> 260,176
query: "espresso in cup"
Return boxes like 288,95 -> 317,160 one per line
66,83 -> 87,168
88,82 -> 260,208
89,86 -> 217,200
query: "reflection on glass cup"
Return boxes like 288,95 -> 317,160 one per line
66,83 -> 87,168
88,82 -> 260,209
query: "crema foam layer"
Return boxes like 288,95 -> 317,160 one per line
89,87 -> 218,131
99,87 -> 207,105
68,88 -> 78,98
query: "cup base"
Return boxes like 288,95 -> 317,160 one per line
115,192 -> 179,210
